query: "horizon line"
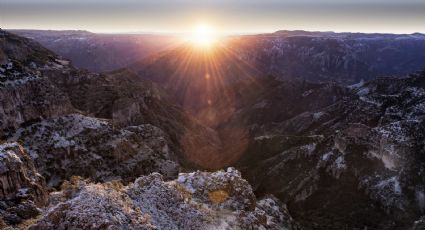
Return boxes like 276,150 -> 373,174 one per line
3,27 -> 425,36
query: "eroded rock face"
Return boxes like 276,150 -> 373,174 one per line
234,72 -> 425,229
29,168 -> 300,230
9,114 -> 180,187
40,66 -> 224,170
0,30 -> 74,133
0,142 -> 48,226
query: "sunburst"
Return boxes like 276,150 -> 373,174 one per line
186,23 -> 218,48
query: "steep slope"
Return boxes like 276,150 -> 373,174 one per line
129,45 -> 264,168
131,45 -> 261,116
231,71 -> 425,229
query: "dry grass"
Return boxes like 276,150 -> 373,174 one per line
0,215 -> 41,230
60,175 -> 86,199
175,183 -> 192,202
16,216 -> 41,230
208,190 -> 229,204
105,180 -> 124,191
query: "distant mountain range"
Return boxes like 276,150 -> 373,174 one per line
8,29 -> 181,72
10,29 -> 425,84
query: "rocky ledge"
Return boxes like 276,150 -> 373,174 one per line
29,168 -> 299,230
9,113 -> 180,187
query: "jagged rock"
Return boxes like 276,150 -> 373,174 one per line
0,70 -> 74,132
0,30 -> 74,133
10,114 -> 180,187
29,168 -> 299,230
174,167 -> 256,211
0,142 -> 48,226
29,183 -> 157,230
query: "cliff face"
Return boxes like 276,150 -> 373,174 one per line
0,142 -> 48,226
0,30 -> 74,133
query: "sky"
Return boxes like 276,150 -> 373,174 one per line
1,0 -> 425,34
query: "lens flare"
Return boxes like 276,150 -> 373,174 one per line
186,24 -> 218,48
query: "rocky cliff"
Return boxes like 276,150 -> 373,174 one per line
0,30 -> 74,133
0,142 -> 48,226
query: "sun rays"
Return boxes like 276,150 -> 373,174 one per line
157,36 -> 263,168
184,23 -> 219,49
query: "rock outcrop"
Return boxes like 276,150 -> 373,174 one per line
9,113 -> 179,187
0,142 -> 48,226
29,168 -> 300,230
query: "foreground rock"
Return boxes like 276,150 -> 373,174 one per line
29,168 -> 300,230
0,142 -> 48,226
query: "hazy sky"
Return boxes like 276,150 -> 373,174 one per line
1,0 -> 424,34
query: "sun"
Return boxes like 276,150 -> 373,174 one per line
187,24 -> 218,48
